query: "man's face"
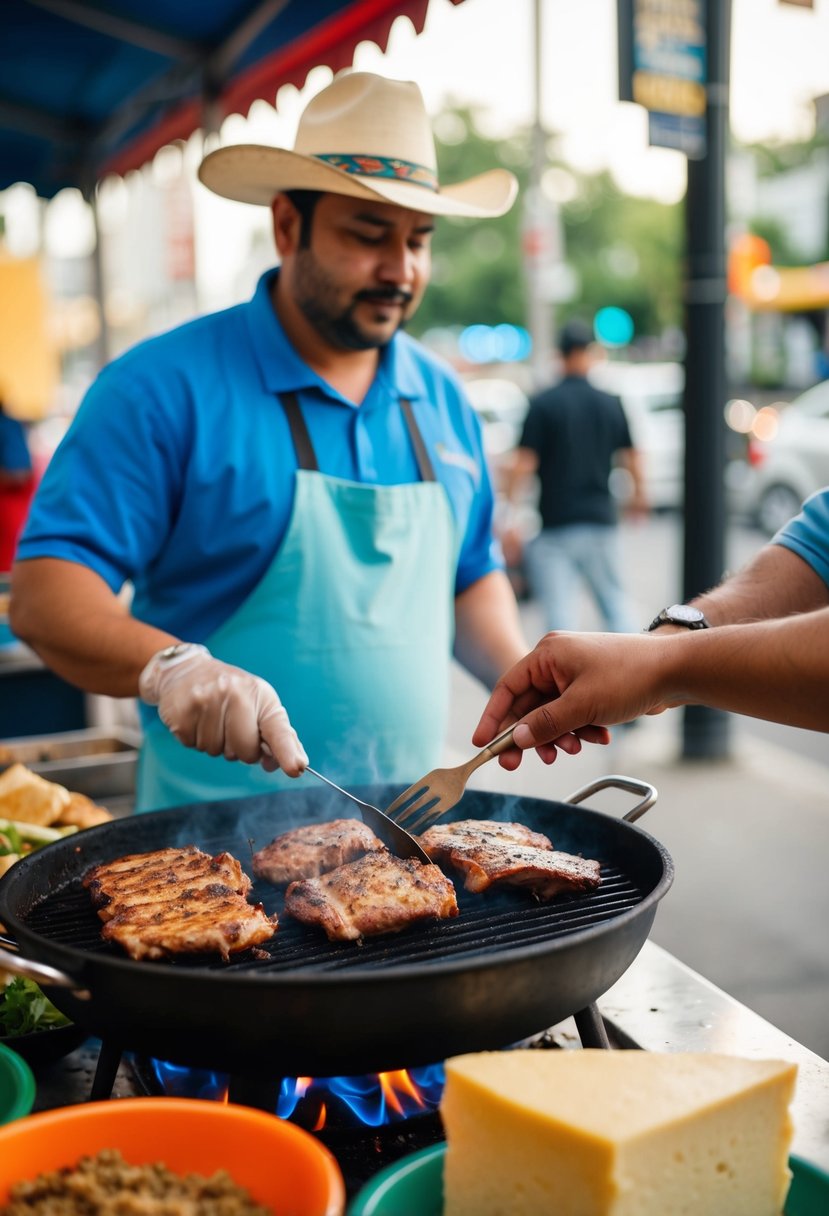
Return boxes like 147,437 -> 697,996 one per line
286,193 -> 434,352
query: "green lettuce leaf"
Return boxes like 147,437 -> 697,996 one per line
0,976 -> 72,1035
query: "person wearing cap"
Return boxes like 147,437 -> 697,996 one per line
10,72 -> 605,812
503,319 -> 648,636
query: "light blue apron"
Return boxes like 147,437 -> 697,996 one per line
136,393 -> 459,811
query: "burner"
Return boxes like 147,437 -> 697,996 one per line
127,1054 -> 447,1197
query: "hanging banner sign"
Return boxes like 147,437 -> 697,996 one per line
618,0 -> 707,158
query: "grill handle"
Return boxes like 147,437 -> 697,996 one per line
564,774 -> 657,824
0,941 -> 91,999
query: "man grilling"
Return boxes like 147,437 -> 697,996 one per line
9,71 -> 609,812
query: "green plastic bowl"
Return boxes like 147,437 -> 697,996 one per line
347,1144 -> 829,1216
0,1043 -> 36,1125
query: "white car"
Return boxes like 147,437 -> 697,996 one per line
588,361 -> 685,511
738,379 -> 829,535
463,376 -> 530,469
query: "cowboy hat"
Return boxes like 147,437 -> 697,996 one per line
198,70 -> 517,219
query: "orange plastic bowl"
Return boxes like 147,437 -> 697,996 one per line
0,1097 -> 345,1216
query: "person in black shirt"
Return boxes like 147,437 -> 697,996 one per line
504,320 -> 647,633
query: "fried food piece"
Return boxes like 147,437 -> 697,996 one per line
83,846 -> 275,961
58,792 -> 113,830
252,817 -> 386,884
420,819 -> 601,900
284,851 -> 459,941
0,763 -> 70,826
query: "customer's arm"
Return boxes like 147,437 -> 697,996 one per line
654,489 -> 829,630
655,545 -> 829,630
474,609 -> 829,766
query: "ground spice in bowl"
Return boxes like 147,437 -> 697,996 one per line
0,1148 -> 273,1215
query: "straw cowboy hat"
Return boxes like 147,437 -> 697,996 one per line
198,70 -> 517,219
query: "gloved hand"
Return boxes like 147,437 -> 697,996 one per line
138,644 -> 308,776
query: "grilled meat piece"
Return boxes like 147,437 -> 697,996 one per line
284,852 -> 459,941
84,846 -> 250,919
420,819 -> 554,859
82,846 -> 276,961
420,819 -> 601,900
252,818 -> 386,885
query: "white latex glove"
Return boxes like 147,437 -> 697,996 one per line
138,644 -> 308,776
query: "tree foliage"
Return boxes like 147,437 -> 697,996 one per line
410,106 -> 684,342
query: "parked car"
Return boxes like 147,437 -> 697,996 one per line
737,379 -> 829,535
587,361 -> 685,511
463,375 -> 530,472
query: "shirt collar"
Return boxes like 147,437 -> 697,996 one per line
245,269 -> 426,406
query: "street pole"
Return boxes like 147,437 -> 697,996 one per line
681,0 -> 732,759
526,0 -> 553,389
86,183 -> 111,371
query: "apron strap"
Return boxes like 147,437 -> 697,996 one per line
281,391 -> 318,471
280,391 -> 435,483
400,398 -> 436,483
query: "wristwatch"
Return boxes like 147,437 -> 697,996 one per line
138,642 -> 209,703
155,642 -> 207,664
646,604 -> 710,632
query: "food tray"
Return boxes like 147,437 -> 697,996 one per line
0,728 -> 141,798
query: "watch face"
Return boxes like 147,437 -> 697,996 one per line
160,643 -> 189,660
667,604 -> 704,624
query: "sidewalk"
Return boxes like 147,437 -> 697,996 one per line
444,635 -> 829,1063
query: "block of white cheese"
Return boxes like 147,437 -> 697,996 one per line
441,1049 -> 797,1216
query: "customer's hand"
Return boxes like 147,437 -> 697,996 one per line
139,647 -> 307,775
473,631 -> 678,765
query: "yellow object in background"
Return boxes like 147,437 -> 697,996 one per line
0,252 -> 59,420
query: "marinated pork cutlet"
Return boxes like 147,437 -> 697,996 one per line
420,819 -> 602,900
252,818 -> 387,885
82,846 -> 276,961
284,851 -> 459,942
420,819 -> 555,860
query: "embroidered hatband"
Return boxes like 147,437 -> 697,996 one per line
314,153 -> 438,192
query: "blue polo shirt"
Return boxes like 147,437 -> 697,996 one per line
18,270 -> 501,641
774,487 -> 829,587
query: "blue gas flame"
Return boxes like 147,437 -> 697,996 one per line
148,1059 -> 446,1128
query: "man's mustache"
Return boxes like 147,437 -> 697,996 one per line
354,287 -> 413,306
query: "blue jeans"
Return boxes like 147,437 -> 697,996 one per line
525,524 -> 637,634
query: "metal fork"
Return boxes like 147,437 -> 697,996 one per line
383,726 -> 517,834
304,766 -> 431,864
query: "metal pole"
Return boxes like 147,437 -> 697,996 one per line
527,0 -> 553,388
86,185 -> 111,370
681,0 -> 732,759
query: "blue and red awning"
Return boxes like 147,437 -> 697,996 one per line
1,0 -> 465,199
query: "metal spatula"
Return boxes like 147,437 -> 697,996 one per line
304,766 -> 431,864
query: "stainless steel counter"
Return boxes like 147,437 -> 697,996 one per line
599,941 -> 829,1170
